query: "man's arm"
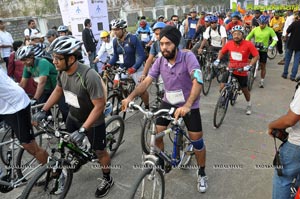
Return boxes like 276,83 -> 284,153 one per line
82,97 -> 106,129
19,77 -> 29,89
34,76 -> 47,100
42,85 -> 63,111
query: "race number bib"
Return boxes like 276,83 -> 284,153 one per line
118,54 -> 124,64
63,90 -> 80,108
166,90 -> 185,105
141,33 -> 148,40
190,23 -> 196,29
231,52 -> 243,61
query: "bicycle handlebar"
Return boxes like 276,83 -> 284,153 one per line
128,101 -> 174,119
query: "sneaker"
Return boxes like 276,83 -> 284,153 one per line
95,177 -> 114,198
54,173 -> 65,195
290,77 -> 296,82
277,59 -> 285,65
246,105 -> 252,115
281,74 -> 287,79
197,175 -> 208,193
259,81 -> 264,88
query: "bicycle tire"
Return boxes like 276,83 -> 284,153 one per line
267,47 -> 277,59
129,166 -> 165,199
21,159 -> 73,199
16,130 -> 58,180
202,63 -> 212,96
107,93 -> 126,120
178,138 -> 194,168
140,119 -> 154,154
213,89 -> 229,128
105,115 -> 125,158
216,66 -> 226,83
0,126 -> 16,165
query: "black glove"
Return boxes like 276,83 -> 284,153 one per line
69,129 -> 86,147
32,110 -> 47,123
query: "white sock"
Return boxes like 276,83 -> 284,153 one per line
261,79 -> 264,82
248,101 -> 251,106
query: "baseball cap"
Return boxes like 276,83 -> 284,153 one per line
46,29 -> 58,38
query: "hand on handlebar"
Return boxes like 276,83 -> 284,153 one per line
174,106 -> 190,121
127,67 -> 136,75
213,59 -> 220,66
243,65 -> 252,71
102,63 -> 111,70
198,48 -> 203,55
268,46 -> 273,50
121,98 -> 131,112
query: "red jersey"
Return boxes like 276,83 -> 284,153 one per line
221,40 -> 259,76
226,20 -> 243,31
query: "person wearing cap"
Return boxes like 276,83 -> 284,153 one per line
185,8 -> 199,49
269,11 -> 285,55
122,25 -> 208,193
135,19 -> 153,50
0,19 -> 13,69
93,30 -> 114,64
150,15 -> 165,29
243,11 -> 254,27
251,10 -> 262,28
46,29 -> 59,45
30,33 -> 47,54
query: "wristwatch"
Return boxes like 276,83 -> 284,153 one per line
79,127 -> 87,133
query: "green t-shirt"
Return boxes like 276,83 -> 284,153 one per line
22,58 -> 57,90
245,26 -> 277,51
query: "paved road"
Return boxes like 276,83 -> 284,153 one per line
1,53 -> 297,199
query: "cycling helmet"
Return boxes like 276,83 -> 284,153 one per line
204,16 -> 210,22
152,22 -> 166,31
32,45 -> 45,57
100,30 -> 110,38
139,20 -> 147,28
16,46 -> 34,60
110,19 -> 127,29
257,15 -> 269,24
49,36 -> 82,55
57,25 -> 68,33
208,15 -> 218,23
231,25 -> 245,35
231,11 -> 241,19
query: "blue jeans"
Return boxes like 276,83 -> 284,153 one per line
283,49 -> 300,78
272,141 -> 300,199
88,51 -> 97,72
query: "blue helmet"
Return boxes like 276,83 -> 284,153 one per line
208,15 -> 218,23
231,11 -> 241,19
257,15 -> 269,24
204,16 -> 210,22
153,22 -> 166,31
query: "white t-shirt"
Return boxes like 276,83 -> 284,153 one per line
203,25 -> 227,48
96,40 -> 114,60
0,30 -> 13,58
288,87 -> 300,145
0,68 -> 30,114
24,28 -> 39,37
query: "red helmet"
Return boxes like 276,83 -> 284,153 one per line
140,20 -> 147,28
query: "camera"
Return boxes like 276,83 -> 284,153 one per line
271,129 -> 288,142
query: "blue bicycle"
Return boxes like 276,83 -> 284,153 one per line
127,102 -> 194,199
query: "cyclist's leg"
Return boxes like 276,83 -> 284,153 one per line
183,109 -> 207,192
132,66 -> 150,109
2,104 -> 48,164
259,51 -> 267,79
235,74 -> 250,101
219,71 -> 229,92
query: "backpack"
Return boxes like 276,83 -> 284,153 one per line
208,25 -> 221,45
114,33 -> 136,50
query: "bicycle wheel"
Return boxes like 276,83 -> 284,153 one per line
141,119 -> 154,154
267,47 -> 277,59
107,93 -> 126,119
0,126 -> 18,165
213,89 -> 230,128
178,136 -> 194,168
216,66 -> 226,83
230,87 -> 239,106
247,68 -> 255,91
129,166 -> 165,199
202,63 -> 212,96
21,159 -> 73,199
16,130 -> 59,180
105,115 -> 125,158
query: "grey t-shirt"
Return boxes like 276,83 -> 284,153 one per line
58,62 -> 105,126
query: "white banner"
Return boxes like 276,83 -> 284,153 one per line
254,0 -> 259,5
58,0 -> 72,26
230,0 -> 237,10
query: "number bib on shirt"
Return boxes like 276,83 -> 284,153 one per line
63,90 -> 80,108
231,52 -> 243,61
141,33 -> 148,40
190,23 -> 196,29
166,90 -> 185,105
118,54 -> 124,64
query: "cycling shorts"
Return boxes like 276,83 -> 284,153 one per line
259,51 -> 268,64
221,72 -> 248,88
66,115 -> 106,151
156,101 -> 202,132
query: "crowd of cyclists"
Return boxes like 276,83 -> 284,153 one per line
0,6 -> 300,198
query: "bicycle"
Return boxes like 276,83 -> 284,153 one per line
267,40 -> 277,60
20,111 -> 125,198
127,102 -> 194,199
107,67 -> 141,120
98,58 -> 115,94
213,66 -> 251,128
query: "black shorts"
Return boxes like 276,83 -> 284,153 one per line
66,116 -> 106,151
259,51 -> 268,64
221,72 -> 248,88
156,101 -> 202,132
0,104 -> 35,144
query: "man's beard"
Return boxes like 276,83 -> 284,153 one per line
233,37 -> 242,44
162,47 -> 176,60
